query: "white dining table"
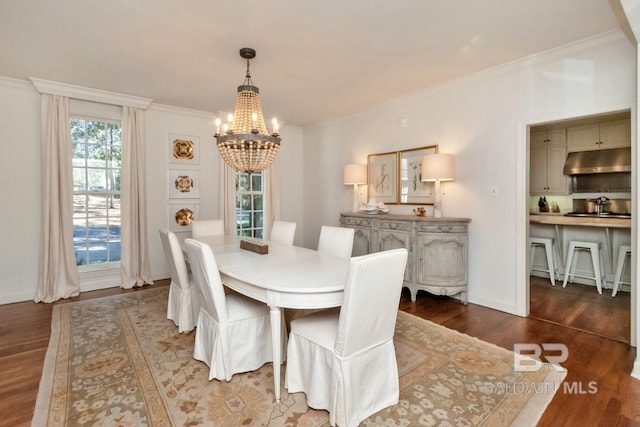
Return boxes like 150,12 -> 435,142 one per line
191,234 -> 350,402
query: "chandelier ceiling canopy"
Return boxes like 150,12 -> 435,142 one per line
214,48 -> 281,173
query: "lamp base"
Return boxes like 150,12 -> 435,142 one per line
433,181 -> 443,218
352,184 -> 360,212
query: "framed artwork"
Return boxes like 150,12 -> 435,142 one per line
169,202 -> 200,232
398,145 -> 438,205
168,170 -> 200,199
168,133 -> 200,166
367,151 -> 398,204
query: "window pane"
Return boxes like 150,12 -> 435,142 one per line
72,117 -> 121,267
234,171 -> 265,237
251,174 -> 262,191
73,168 -> 87,191
236,174 -> 250,191
240,194 -> 252,210
253,212 -> 263,228
253,194 -> 263,211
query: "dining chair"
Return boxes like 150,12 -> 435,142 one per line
270,220 -> 297,245
191,219 -> 224,238
317,225 -> 355,258
184,238 -> 287,381
285,225 -> 355,329
159,229 -> 201,333
285,248 -> 408,427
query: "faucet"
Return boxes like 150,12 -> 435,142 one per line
593,196 -> 610,214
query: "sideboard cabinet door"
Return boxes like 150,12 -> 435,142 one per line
340,215 -> 373,256
376,219 -> 413,283
416,224 -> 468,303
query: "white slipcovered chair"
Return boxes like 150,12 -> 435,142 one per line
191,219 -> 224,238
317,225 -> 355,258
159,229 -> 201,333
285,248 -> 408,427
285,225 -> 355,329
184,238 -> 286,381
270,220 -> 297,245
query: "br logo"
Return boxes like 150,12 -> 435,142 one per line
513,343 -> 568,372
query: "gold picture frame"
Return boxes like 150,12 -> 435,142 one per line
398,145 -> 438,205
367,151 -> 398,204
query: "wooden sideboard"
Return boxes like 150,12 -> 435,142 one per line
339,212 -> 471,303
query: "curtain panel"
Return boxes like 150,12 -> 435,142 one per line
120,106 -> 153,288
34,94 -> 80,303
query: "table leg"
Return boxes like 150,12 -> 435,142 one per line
269,306 -> 282,402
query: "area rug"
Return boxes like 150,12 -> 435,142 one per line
33,287 -> 565,426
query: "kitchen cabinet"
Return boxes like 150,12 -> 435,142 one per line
567,118 -> 630,152
530,128 -> 570,195
339,212 -> 470,302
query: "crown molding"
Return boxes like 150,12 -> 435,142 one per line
30,78 -> 152,109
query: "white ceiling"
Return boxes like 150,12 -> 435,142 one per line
0,1 -> 630,126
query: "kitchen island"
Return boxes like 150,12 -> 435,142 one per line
529,213 -> 631,291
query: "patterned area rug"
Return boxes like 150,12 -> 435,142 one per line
33,287 -> 565,426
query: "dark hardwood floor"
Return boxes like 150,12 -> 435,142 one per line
530,275 -> 631,343
1,279 -> 639,426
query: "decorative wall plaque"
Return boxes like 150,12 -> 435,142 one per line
168,133 -> 200,165
173,139 -> 194,160
168,170 -> 200,199
175,175 -> 193,192
169,203 -> 199,232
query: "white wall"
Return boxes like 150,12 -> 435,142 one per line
302,30 -> 636,314
0,78 -> 41,303
0,79 -> 304,303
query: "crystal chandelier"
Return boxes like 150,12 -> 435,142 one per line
214,48 -> 281,173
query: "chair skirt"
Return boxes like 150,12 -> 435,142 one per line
286,314 -> 399,427
194,294 -> 283,381
167,281 -> 200,333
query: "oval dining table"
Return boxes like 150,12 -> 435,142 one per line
190,234 -> 350,402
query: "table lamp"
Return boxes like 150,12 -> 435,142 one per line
421,153 -> 455,218
344,164 -> 367,212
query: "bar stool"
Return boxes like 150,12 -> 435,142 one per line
562,241 -> 604,294
612,245 -> 631,297
529,237 -> 557,285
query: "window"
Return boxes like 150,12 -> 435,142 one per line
71,117 -> 122,267
235,172 -> 264,238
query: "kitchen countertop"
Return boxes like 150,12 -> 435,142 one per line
530,213 -> 631,229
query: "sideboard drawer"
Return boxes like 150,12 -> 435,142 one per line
344,217 -> 373,227
418,223 -> 467,233
378,220 -> 411,231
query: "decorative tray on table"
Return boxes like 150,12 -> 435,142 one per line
240,239 -> 269,254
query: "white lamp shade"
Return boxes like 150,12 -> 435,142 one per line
344,164 -> 367,185
421,153 -> 455,182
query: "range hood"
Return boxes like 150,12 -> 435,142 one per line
563,147 -> 631,175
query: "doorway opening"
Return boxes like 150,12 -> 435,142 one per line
527,110 -> 632,344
